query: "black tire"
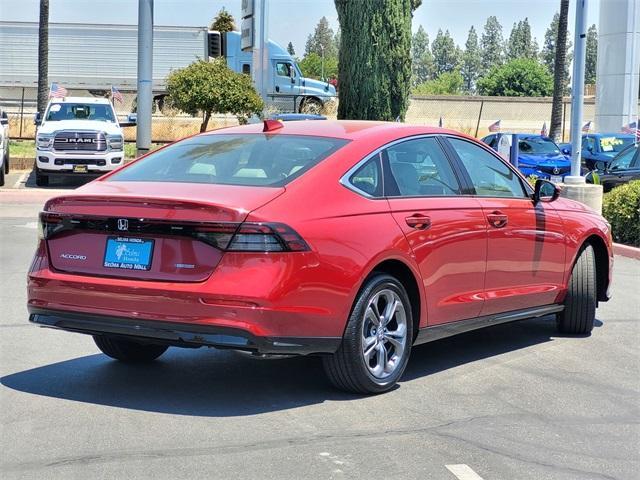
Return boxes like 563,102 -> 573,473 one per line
3,149 -> 8,174
94,335 -> 168,363
557,244 -> 597,334
323,274 -> 413,394
35,167 -> 49,187
0,161 -> 4,187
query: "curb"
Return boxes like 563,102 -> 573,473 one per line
613,243 -> 640,260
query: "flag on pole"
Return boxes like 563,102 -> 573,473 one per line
621,121 -> 640,141
438,116 -> 443,128
581,121 -> 592,133
541,121 -> 548,136
48,83 -> 68,99
488,120 -> 501,132
111,85 -> 124,104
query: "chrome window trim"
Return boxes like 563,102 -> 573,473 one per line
339,133 -> 443,200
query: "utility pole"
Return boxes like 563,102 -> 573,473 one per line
568,0 -> 588,179
137,0 -> 153,156
252,0 -> 268,104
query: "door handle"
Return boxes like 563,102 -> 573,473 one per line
487,211 -> 508,228
405,214 -> 431,230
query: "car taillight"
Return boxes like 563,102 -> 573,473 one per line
195,222 -> 309,252
38,212 -> 64,239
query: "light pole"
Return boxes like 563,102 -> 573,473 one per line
136,0 -> 153,156
568,0 -> 588,180
320,45 -> 325,81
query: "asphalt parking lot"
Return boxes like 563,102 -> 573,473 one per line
1,185 -> 639,480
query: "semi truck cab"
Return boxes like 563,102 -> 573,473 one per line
222,32 -> 336,113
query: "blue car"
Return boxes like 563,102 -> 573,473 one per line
482,133 -> 571,182
559,133 -> 636,171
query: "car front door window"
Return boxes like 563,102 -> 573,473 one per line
446,137 -> 527,198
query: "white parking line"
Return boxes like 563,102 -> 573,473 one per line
12,172 -> 28,189
446,464 -> 485,480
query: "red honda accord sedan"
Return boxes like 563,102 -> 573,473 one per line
28,120 -> 613,394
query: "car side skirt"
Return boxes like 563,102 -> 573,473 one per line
28,308 -> 341,356
415,304 -> 565,345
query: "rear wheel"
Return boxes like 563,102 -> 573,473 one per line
323,274 -> 413,394
35,167 -> 49,187
94,335 -> 168,363
557,244 -> 597,334
0,161 -> 4,186
3,149 -> 8,174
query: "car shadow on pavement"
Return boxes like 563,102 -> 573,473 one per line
1,316 -> 602,417
23,169 -> 93,189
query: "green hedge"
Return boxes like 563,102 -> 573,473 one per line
602,180 -> 640,247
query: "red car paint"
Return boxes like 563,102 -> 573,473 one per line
28,121 -> 613,351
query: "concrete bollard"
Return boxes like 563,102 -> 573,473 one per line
559,176 -> 604,214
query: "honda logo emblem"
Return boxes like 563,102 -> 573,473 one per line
117,219 -> 128,231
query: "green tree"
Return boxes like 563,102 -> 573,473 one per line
305,16 -> 337,58
334,0 -> 421,121
287,41 -> 296,56
480,16 -> 504,75
540,12 -> 572,78
431,29 -> 460,77
37,0 -> 49,115
585,24 -> 598,85
461,26 -> 481,93
477,58 -> 553,97
411,25 -> 433,85
166,59 -> 263,131
299,52 -> 339,80
550,0 -> 570,140
506,18 -> 538,60
413,70 -> 463,95
210,7 -> 236,32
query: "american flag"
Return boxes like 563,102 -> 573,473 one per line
621,121 -> 640,140
48,83 -> 68,98
488,120 -> 501,132
540,121 -> 548,136
111,85 -> 124,104
582,121 -> 592,133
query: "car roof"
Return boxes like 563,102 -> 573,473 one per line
588,132 -> 635,138
203,120 -> 465,141
49,97 -> 111,105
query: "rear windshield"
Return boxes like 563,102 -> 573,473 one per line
109,134 -> 349,187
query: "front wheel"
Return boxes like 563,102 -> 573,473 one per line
323,274 -> 413,394
94,335 -> 169,363
35,167 -> 49,187
557,244 -> 597,334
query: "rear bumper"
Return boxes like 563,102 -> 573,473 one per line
29,307 -> 341,355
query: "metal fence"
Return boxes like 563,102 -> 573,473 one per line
0,87 -> 612,145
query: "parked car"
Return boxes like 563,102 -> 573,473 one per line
587,142 -> 639,192
0,109 -> 9,186
34,97 -> 131,187
482,133 -> 571,183
28,121 -> 613,394
559,133 -> 636,170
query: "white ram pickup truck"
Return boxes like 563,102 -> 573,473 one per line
35,97 -> 126,186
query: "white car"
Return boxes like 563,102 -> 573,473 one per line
34,97 -> 127,186
0,109 -> 9,186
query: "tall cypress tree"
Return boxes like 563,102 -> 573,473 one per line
585,24 -> 598,85
432,29 -> 460,77
480,16 -> 504,76
461,26 -> 481,93
335,0 -> 421,121
411,25 -> 433,85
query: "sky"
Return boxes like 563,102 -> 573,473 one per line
0,0 -> 601,55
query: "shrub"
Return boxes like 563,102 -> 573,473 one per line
166,59 -> 264,131
477,58 -> 553,97
413,71 -> 463,95
602,180 -> 640,247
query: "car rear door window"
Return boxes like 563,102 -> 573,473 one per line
447,137 -> 527,198
384,137 -> 461,197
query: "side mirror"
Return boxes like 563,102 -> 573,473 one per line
594,160 -> 606,172
533,179 -> 561,204
0,118 -> 7,126
290,76 -> 296,84
587,146 -> 593,153
34,112 -> 42,126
